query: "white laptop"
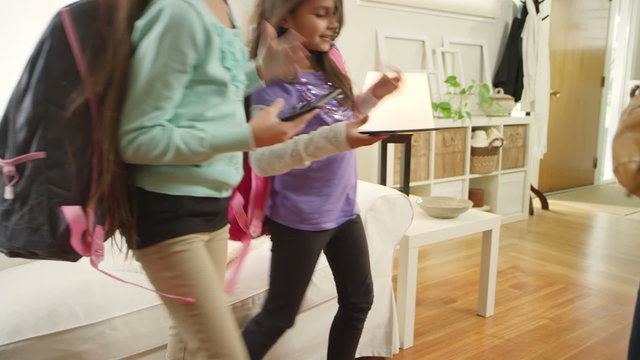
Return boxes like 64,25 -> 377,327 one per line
358,71 -> 436,134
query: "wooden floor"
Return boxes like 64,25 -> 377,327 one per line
385,201 -> 639,360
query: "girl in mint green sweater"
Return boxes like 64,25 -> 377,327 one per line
119,0 -> 314,358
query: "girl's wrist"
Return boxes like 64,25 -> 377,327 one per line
371,84 -> 388,100
363,87 -> 380,104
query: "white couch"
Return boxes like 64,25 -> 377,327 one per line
0,180 -> 413,360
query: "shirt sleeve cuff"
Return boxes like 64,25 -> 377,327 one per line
354,88 -> 380,120
208,123 -> 255,153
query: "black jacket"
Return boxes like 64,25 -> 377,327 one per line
493,5 -> 529,102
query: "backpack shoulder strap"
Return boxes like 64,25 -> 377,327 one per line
60,8 -> 100,194
329,44 -> 348,75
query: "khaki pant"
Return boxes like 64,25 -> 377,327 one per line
134,227 -> 249,360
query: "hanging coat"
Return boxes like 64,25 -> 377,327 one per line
493,4 -> 528,102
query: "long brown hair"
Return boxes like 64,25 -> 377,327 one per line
68,0 -> 151,249
248,0 -> 354,107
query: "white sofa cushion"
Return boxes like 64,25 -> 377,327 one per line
0,236 -> 335,359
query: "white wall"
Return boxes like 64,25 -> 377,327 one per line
0,1 -> 71,113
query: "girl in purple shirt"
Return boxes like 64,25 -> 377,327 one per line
242,0 -> 401,358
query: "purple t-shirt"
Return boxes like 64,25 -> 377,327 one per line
249,71 -> 358,231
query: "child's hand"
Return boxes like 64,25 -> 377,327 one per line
345,116 -> 389,149
256,21 -> 310,82
249,99 -> 316,148
371,72 -> 402,100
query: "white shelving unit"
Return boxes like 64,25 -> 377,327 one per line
383,116 -> 532,224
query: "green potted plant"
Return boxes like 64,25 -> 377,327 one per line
431,75 -> 495,120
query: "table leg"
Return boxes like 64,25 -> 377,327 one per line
396,235 -> 418,349
477,227 -> 500,317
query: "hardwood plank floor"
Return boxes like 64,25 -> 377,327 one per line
387,201 -> 639,360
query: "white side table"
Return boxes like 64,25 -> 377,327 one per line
396,200 -> 501,349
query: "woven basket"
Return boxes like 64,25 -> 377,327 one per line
470,139 -> 503,174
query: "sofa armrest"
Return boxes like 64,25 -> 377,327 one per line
357,180 -> 413,260
355,181 -> 413,357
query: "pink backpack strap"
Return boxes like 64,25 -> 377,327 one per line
329,45 -> 348,75
1,152 -> 47,199
248,170 -> 271,236
59,8 -> 194,304
224,168 -> 271,293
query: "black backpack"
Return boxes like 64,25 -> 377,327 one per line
0,2 -> 100,261
0,2 -> 197,303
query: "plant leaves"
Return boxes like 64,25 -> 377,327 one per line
436,75 -> 496,120
445,75 -> 461,88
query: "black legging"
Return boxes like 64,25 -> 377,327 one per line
242,215 -> 374,360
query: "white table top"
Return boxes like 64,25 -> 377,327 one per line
405,197 -> 501,244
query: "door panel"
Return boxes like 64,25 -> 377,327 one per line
538,0 -> 610,192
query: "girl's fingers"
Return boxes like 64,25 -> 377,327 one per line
352,115 -> 369,127
278,30 -> 310,75
259,20 -> 276,49
281,29 -> 310,57
368,133 -> 390,141
282,28 -> 305,43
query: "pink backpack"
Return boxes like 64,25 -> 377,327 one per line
224,46 -> 348,293
225,155 -> 271,293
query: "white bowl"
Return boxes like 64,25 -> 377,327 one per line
416,196 -> 473,219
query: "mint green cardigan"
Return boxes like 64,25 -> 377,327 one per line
120,0 -> 262,197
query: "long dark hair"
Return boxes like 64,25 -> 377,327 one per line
68,0 -> 151,249
248,0 -> 354,107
